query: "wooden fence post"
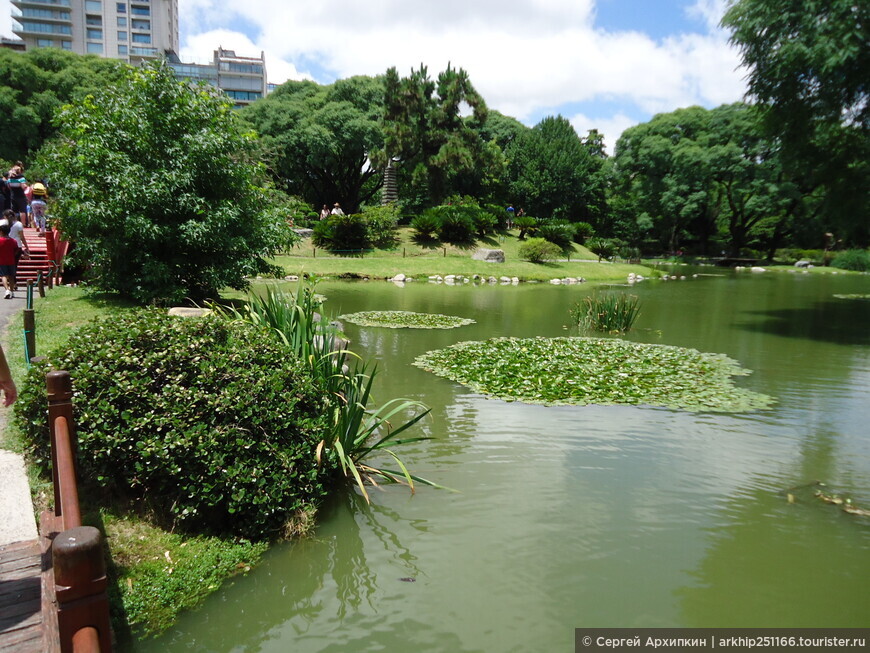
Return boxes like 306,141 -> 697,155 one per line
47,371 -> 76,520
53,526 -> 112,653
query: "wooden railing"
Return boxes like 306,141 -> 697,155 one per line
42,370 -> 113,653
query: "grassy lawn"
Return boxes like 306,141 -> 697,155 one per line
276,227 -> 653,282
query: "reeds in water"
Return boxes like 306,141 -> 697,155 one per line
573,293 -> 641,333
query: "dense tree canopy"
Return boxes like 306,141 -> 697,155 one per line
0,48 -> 126,161
723,0 -> 870,244
241,76 -> 384,214
381,64 -> 503,208
613,104 -> 797,256
41,62 -> 286,304
505,115 -> 606,223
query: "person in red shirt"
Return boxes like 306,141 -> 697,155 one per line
0,223 -> 19,299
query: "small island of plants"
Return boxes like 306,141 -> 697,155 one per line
414,337 -> 774,412
339,310 -> 476,329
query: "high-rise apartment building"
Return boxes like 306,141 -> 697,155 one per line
11,0 -> 179,63
169,47 -> 267,107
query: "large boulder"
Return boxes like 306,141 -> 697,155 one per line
472,248 -> 506,263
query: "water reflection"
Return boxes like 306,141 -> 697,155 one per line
141,273 -> 869,651
738,299 -> 870,345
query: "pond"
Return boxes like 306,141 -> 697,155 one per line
137,269 -> 870,652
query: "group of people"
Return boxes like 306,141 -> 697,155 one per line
319,203 -> 345,220
505,205 -> 525,229
1,162 -> 49,234
0,162 -> 47,300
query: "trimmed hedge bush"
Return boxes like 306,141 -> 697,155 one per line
15,310 -> 331,539
362,204 -> 400,248
831,249 -> 870,272
519,237 -> 561,263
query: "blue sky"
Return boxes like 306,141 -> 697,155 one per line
1,0 -> 747,150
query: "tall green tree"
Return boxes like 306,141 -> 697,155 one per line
241,76 -> 385,213
380,64 -> 502,208
41,62 -> 286,304
723,0 -> 870,244
505,115 -> 606,223
0,48 -> 126,161
613,104 -> 793,256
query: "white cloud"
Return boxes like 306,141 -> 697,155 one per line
180,29 -> 311,83
0,0 -> 747,139
176,0 -> 745,123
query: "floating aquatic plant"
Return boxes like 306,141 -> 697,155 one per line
414,337 -> 774,412
340,310 -> 476,329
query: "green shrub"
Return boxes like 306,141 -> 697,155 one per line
15,311 -> 331,539
312,213 -> 371,253
514,216 -> 538,240
362,204 -> 400,249
831,249 -> 870,271
410,213 -> 440,240
618,246 -> 642,261
572,222 -> 595,244
483,203 -> 509,230
471,209 -> 498,236
537,221 -> 576,250
571,293 -> 641,333
518,237 -> 561,263
587,237 -> 616,261
436,208 -> 477,243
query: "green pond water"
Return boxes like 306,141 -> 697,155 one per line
137,269 -> 870,652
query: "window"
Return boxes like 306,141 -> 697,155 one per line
117,31 -> 127,40
117,16 -> 126,26
61,41 -> 72,50
19,21 -> 72,34
22,8 -> 70,20
219,62 -> 264,75
130,5 -> 150,15
87,42 -> 103,54
37,38 -> 53,47
225,90 -> 262,101
118,44 -> 128,55
85,0 -> 101,11
131,19 -> 149,29
116,2 -> 126,12
130,46 -> 156,55
86,28 -> 102,39
131,32 -> 151,43
85,15 -> 102,25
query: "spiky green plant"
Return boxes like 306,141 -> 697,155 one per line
572,293 -> 641,333
212,283 -> 439,501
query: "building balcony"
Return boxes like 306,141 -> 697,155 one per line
11,0 -> 71,8
13,20 -> 74,38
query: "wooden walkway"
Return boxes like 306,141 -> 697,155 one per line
0,539 -> 43,652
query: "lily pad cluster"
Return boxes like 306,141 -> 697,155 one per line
413,337 -> 774,412
339,310 -> 476,329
